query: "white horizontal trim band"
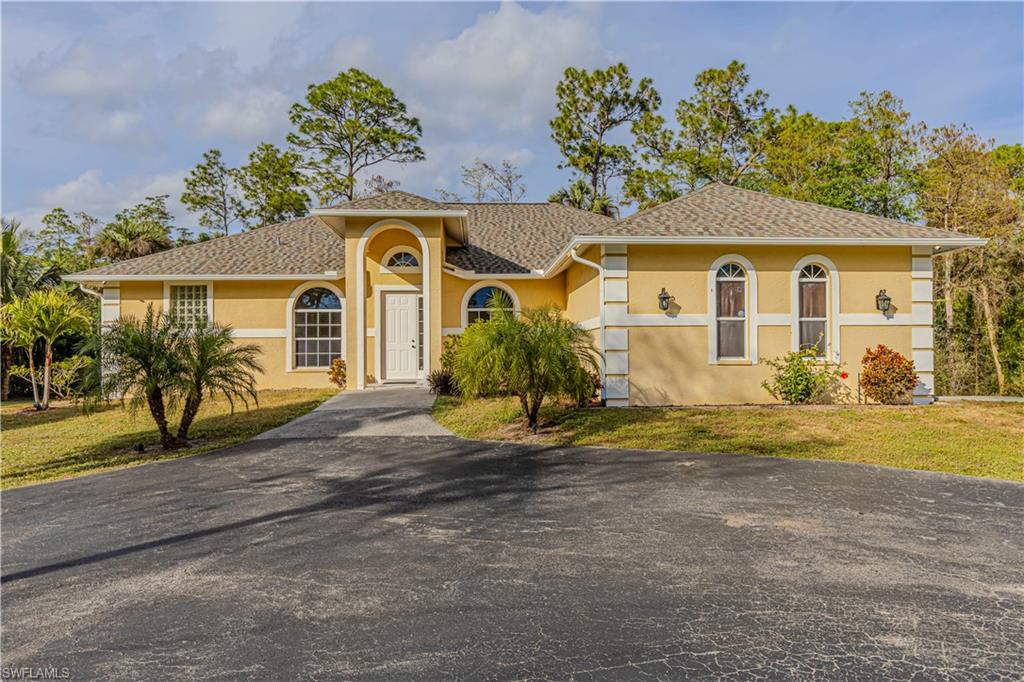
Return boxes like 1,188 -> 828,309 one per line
233,328 -> 286,338
442,327 -> 464,335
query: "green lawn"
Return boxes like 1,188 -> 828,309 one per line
1,389 -> 335,489
434,396 -> 1024,481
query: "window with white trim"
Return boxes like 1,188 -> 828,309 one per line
169,285 -> 208,327
386,251 -> 419,268
715,263 -> 747,359
466,285 -> 514,324
293,287 -> 343,369
798,264 -> 828,357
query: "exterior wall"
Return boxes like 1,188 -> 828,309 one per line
440,273 -> 567,334
117,278 -> 346,390
621,244 -> 929,406
565,245 -> 601,325
108,240 -> 934,404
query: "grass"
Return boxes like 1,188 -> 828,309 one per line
1,389 -> 335,489
434,395 -> 1024,481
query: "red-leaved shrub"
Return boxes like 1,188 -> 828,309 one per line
860,344 -> 917,404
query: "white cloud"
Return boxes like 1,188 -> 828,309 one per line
14,169 -> 190,232
23,42 -> 152,97
407,3 -> 607,133
199,87 -> 292,141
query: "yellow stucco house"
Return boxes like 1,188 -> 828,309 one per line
66,184 -> 984,406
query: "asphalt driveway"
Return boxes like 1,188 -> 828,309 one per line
3,394 -> 1023,679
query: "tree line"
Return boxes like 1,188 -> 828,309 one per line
7,61 -> 1023,395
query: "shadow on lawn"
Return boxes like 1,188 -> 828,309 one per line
2,402 -> 321,488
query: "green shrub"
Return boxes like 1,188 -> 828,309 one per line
452,293 -> 598,431
327,358 -> 347,388
427,368 -> 458,396
860,344 -> 918,404
8,355 -> 93,401
762,349 -> 849,404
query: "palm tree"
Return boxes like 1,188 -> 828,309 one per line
95,221 -> 173,262
0,299 -> 42,406
28,289 -> 92,409
175,324 -> 263,440
548,179 -> 619,218
102,306 -> 188,449
453,292 -> 599,431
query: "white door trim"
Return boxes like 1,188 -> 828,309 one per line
356,219 -> 431,389
374,284 -> 422,383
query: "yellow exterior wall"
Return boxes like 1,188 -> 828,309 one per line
113,239 -> 921,403
627,244 -> 912,315
440,273 -> 567,330
565,245 -> 600,323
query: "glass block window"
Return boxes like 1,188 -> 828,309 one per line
716,264 -> 747,359
294,287 -> 343,369
798,264 -> 828,357
386,251 -> 419,268
169,285 -> 208,327
466,286 -> 514,324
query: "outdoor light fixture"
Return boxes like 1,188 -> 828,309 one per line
875,289 -> 892,314
658,288 -> 672,311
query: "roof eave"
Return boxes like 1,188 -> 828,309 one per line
312,208 -> 469,218
63,271 -> 343,283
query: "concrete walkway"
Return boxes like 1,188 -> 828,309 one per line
254,385 -> 452,439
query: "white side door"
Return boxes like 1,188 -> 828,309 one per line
384,292 -> 418,380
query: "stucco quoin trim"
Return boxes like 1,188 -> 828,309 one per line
356,219 -> 431,390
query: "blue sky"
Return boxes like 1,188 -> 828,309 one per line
3,1 -> 1021,232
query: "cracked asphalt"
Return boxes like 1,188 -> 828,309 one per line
3,416 -> 1023,678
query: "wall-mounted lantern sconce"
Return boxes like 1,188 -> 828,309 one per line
658,288 -> 672,311
875,289 -> 892,314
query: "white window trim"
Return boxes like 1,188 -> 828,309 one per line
356,220 -> 431,390
374,284 -> 424,383
707,255 -> 758,364
163,281 -> 213,326
790,255 -> 841,363
460,280 -> 521,329
286,281 -> 345,373
379,245 -> 423,274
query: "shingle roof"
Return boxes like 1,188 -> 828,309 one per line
67,216 -> 345,279
443,203 -> 614,273
328,191 -> 448,211
599,182 -> 969,241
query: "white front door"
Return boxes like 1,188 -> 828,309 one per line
383,292 -> 418,380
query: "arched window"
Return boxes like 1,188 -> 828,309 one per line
716,263 -> 747,359
386,251 -> 419,268
466,285 -> 514,324
798,263 -> 829,357
293,287 -> 343,369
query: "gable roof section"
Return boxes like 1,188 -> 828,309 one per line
598,182 -> 973,242
326,191 -> 447,211
64,216 -> 345,281
443,202 -> 614,273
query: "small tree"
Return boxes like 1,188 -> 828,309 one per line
175,324 -> 263,440
453,294 -> 598,431
102,306 -> 187,449
860,345 -> 918,405
236,143 -> 309,227
1,290 -> 90,409
180,149 -> 246,237
1,299 -> 42,406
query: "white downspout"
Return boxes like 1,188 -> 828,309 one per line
570,245 -> 606,402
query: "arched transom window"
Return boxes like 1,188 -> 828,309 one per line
466,285 -> 514,324
294,287 -> 343,369
386,251 -> 419,268
798,263 -> 829,357
716,263 -> 747,359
